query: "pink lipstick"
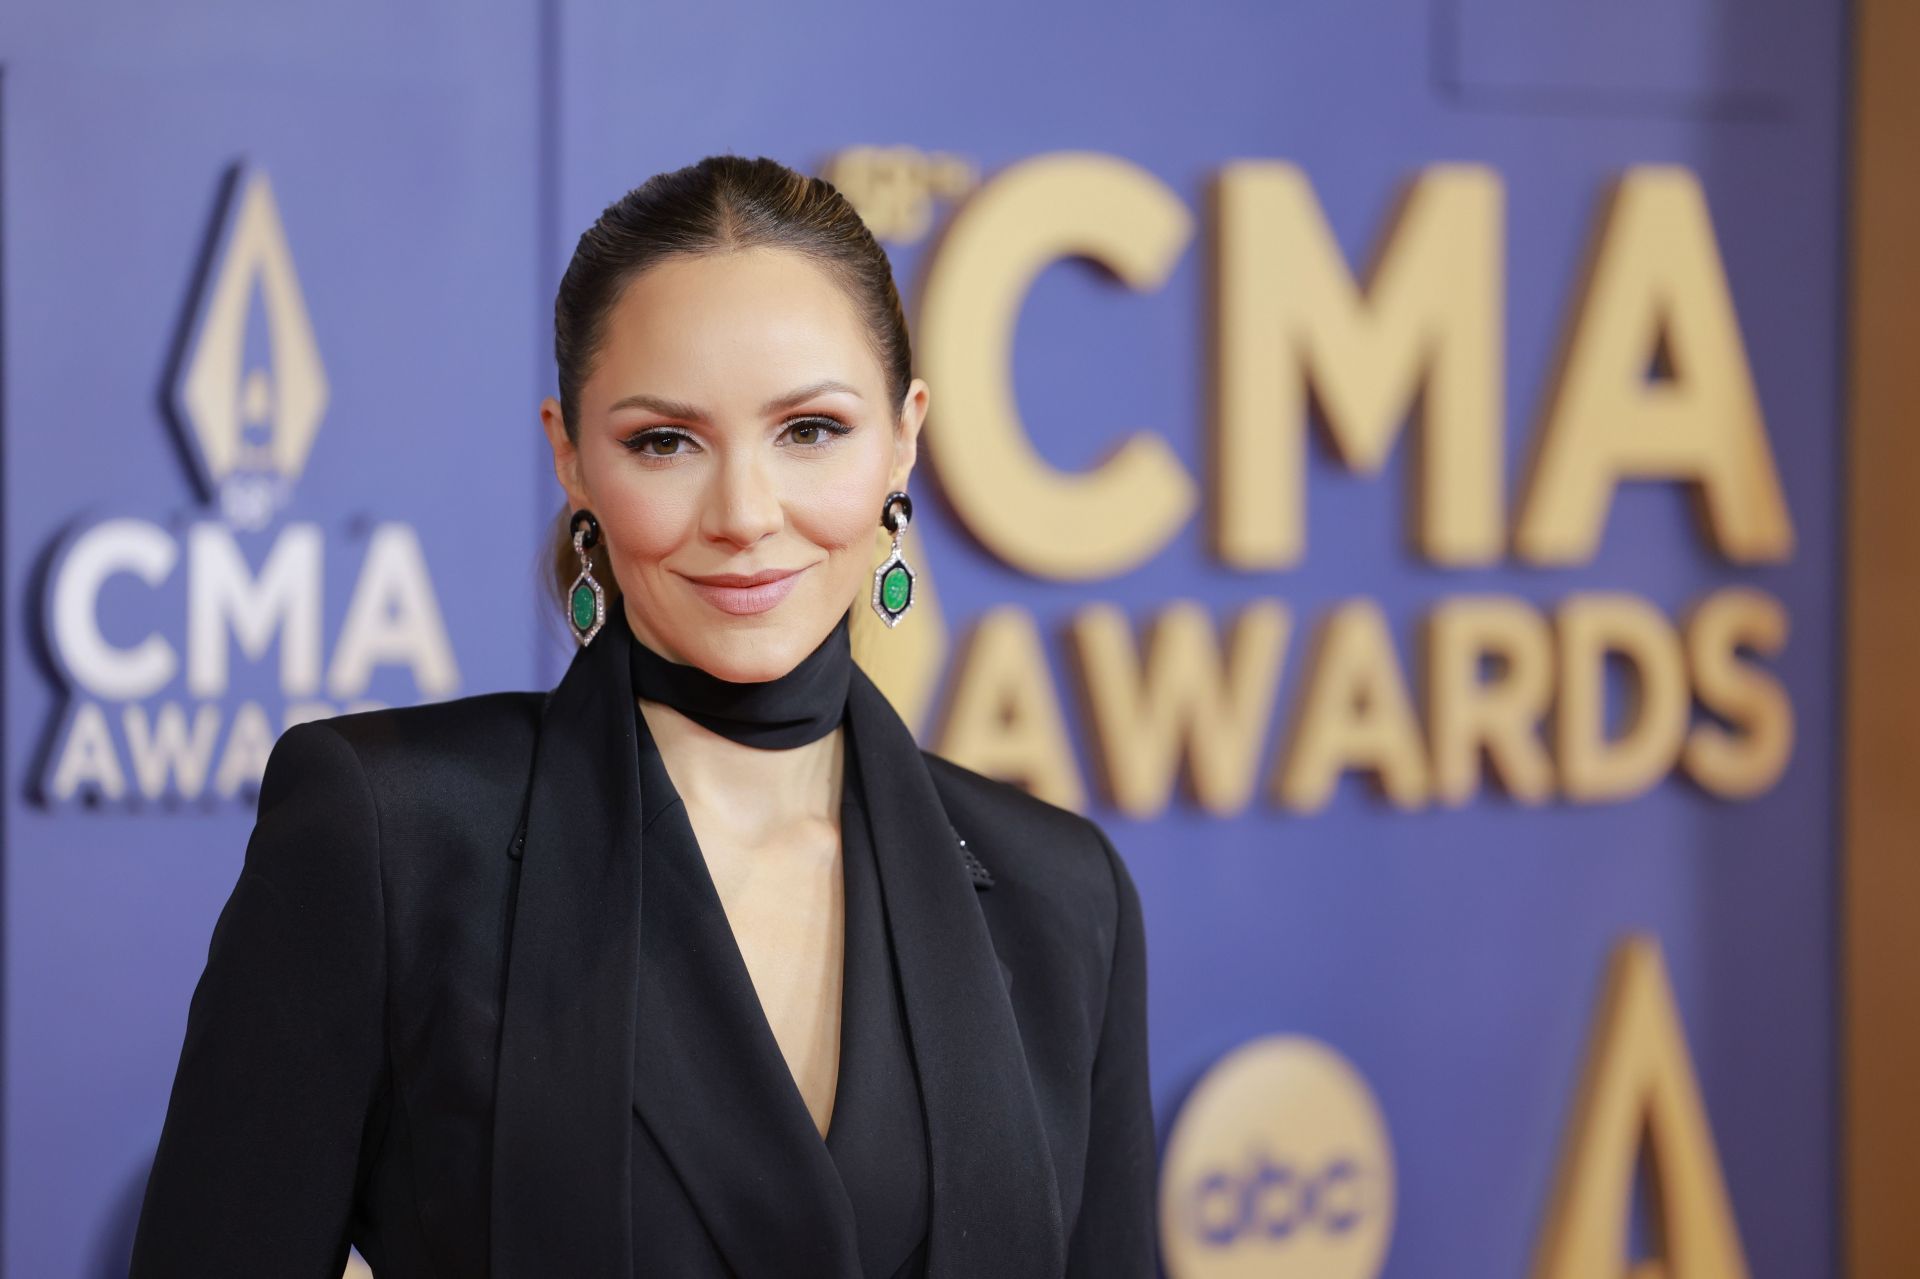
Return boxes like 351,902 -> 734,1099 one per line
680,565 -> 809,616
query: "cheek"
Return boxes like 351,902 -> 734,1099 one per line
789,457 -> 888,556
598,472 -> 699,568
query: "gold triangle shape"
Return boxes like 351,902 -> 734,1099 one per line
1532,937 -> 1751,1279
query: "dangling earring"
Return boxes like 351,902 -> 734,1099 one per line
567,508 -> 607,647
871,491 -> 915,628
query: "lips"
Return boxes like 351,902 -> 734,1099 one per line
681,566 -> 808,616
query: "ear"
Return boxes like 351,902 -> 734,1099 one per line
889,377 -> 929,493
540,396 -> 588,511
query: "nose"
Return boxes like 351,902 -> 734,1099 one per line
700,450 -> 784,550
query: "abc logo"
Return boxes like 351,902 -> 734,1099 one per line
1159,1035 -> 1394,1279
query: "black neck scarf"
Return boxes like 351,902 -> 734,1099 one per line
626,609 -> 852,749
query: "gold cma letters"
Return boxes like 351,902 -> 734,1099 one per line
916,153 -> 1197,580
914,155 -> 1791,578
885,151 -> 1798,816
1531,937 -> 1751,1279
1276,599 -> 1432,811
1426,596 -> 1557,806
925,587 -> 1791,817
1072,600 -> 1291,816
1516,168 -> 1793,564
1216,161 -> 1504,569
933,606 -> 1088,812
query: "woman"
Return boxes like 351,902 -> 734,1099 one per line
129,154 -> 1155,1279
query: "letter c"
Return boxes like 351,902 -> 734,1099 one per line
50,518 -> 179,699
917,151 -> 1197,580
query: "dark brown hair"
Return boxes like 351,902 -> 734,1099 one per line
543,154 -> 913,618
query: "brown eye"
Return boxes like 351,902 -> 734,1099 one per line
782,415 -> 853,449
624,429 -> 693,457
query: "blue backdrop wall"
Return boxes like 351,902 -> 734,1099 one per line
1,2 -> 1847,1276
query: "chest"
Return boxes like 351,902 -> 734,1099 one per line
681,802 -> 847,1134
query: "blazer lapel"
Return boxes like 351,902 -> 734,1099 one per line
846,666 -> 1067,1278
490,605 -> 646,1278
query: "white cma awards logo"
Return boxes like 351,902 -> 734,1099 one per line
36,165 -> 459,806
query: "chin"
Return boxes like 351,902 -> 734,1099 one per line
674,617 -> 822,683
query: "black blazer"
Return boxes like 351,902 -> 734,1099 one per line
128,605 -> 1157,1278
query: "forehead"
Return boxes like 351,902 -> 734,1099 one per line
592,246 -> 880,396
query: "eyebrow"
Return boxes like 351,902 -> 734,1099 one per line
606,378 -> 864,422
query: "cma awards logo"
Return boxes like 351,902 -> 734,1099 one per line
1159,1035 -> 1395,1279
35,164 -> 459,805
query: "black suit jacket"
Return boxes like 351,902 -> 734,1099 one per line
128,605 -> 1157,1278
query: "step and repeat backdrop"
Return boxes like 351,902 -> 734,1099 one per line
2,1 -> 1845,1275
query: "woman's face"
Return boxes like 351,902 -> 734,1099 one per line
541,245 -> 927,682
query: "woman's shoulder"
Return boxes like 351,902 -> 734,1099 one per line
271,689 -> 548,826
919,749 -> 1100,845
309,688 -> 547,770
919,748 -> 1135,918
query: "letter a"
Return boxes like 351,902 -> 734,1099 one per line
1531,937 -> 1750,1279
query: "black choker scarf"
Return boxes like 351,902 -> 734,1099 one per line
626,610 -> 852,749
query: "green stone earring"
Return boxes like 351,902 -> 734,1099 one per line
871,491 -> 916,628
567,509 -> 606,647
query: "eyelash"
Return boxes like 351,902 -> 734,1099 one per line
621,414 -> 853,460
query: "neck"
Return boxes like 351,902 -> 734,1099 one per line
638,699 -> 845,836
620,603 -> 854,834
